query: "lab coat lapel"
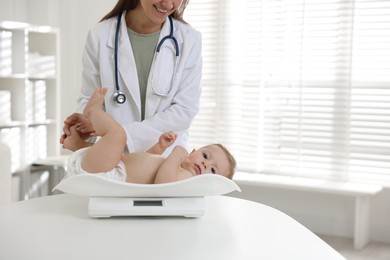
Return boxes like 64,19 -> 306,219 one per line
108,12 -> 141,114
146,18 -> 182,118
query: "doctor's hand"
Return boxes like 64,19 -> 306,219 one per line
60,113 -> 95,145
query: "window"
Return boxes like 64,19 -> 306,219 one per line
185,0 -> 390,184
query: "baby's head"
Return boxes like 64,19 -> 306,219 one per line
212,143 -> 236,179
187,143 -> 236,179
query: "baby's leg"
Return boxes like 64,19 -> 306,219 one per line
81,88 -> 127,173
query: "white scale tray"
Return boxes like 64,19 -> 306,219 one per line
54,174 -> 241,218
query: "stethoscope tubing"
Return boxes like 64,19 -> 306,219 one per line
156,16 -> 179,57
113,13 -> 126,104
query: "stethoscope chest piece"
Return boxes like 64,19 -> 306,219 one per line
113,91 -> 126,104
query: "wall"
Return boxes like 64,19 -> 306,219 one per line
229,184 -> 390,244
0,0 -> 26,22
56,0 -> 117,131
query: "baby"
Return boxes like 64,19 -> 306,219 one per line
62,88 -> 236,184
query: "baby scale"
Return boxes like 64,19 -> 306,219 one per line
54,174 -> 241,218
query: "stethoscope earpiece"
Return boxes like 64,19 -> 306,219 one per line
113,91 -> 126,104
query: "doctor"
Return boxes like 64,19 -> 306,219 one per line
61,0 -> 202,154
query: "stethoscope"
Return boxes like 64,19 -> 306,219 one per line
113,13 -> 180,104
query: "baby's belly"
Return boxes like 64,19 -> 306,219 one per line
122,153 -> 165,184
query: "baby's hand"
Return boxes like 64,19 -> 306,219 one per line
159,131 -> 177,150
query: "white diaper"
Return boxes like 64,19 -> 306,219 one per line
66,147 -> 127,182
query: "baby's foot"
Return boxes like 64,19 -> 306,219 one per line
83,87 -> 108,117
62,125 -> 87,151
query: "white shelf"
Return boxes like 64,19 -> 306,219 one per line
0,73 -> 27,79
0,121 -> 25,129
0,21 -> 60,177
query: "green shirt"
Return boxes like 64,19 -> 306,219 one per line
127,28 -> 160,120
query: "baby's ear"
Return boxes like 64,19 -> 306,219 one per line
190,148 -> 196,154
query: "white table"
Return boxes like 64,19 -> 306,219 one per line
0,195 -> 344,260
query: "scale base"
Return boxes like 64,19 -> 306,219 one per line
88,197 -> 205,218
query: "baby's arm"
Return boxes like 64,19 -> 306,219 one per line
154,145 -> 193,184
147,131 -> 177,155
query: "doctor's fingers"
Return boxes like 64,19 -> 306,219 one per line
63,123 -> 71,136
75,124 -> 90,134
63,113 -> 86,136
75,121 -> 95,134
59,133 -> 67,144
64,113 -> 84,125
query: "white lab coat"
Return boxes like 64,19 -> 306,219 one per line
77,12 -> 202,153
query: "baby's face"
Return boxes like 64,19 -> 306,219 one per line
183,145 -> 230,178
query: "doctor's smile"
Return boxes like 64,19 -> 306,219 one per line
154,6 -> 169,14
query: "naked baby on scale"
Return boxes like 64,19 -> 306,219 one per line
54,174 -> 241,218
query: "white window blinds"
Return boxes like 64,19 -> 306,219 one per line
185,0 -> 390,184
